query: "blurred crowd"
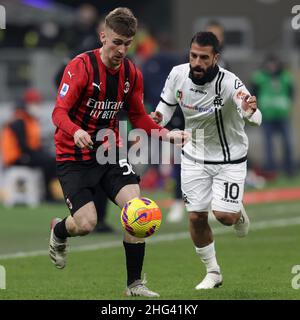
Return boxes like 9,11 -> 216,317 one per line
0,4 -> 298,225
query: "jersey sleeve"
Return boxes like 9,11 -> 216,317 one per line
230,76 -> 262,126
126,68 -> 169,138
52,56 -> 89,136
160,67 -> 178,106
230,77 -> 250,110
156,67 -> 178,126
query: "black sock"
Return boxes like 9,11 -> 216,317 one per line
54,218 -> 71,240
123,241 -> 145,286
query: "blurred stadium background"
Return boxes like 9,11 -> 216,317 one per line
0,0 -> 299,299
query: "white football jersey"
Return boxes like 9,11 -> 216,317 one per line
156,63 -> 261,163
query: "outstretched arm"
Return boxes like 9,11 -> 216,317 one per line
151,99 -> 177,127
127,69 -> 189,146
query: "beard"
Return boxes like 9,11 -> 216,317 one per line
189,63 -> 219,85
191,64 -> 215,79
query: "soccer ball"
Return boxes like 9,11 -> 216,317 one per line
121,197 -> 162,238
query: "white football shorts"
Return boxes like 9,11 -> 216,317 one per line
181,155 -> 247,213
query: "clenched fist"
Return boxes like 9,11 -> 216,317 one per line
242,94 -> 257,118
150,111 -> 163,124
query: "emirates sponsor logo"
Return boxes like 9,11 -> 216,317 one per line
86,98 -> 124,119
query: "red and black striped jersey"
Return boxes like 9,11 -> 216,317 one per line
53,49 -> 168,161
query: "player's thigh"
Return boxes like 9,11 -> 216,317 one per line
104,165 -> 142,243
101,159 -> 140,209
211,162 -> 247,213
56,162 -> 98,216
115,184 -> 140,208
181,156 -> 213,212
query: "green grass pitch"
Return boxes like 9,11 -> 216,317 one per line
0,193 -> 299,300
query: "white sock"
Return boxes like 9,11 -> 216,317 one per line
195,242 -> 220,274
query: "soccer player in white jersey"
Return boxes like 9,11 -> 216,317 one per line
151,32 -> 262,289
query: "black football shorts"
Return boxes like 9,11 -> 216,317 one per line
56,158 -> 139,215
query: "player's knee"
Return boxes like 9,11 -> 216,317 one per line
77,218 -> 97,235
189,212 -> 208,226
213,211 -> 237,226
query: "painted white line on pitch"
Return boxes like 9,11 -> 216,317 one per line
0,216 -> 300,260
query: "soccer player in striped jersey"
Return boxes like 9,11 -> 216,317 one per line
151,32 -> 262,289
49,7 -> 189,297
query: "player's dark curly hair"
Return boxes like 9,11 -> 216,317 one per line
105,7 -> 138,37
190,32 -> 220,54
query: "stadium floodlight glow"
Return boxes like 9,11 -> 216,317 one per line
0,265 -> 6,289
22,0 -> 52,9
0,5 -> 5,30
